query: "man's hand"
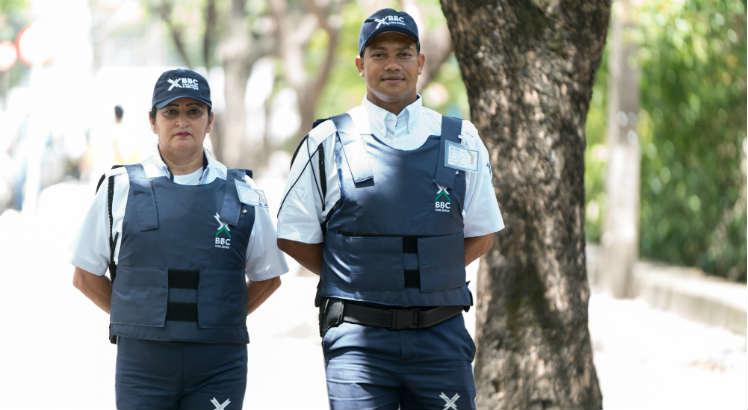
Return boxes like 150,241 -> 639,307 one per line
73,267 -> 112,313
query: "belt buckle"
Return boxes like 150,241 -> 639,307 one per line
392,309 -> 420,330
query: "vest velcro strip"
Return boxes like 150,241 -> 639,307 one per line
403,236 -> 420,288
166,302 -> 198,322
168,269 -> 199,289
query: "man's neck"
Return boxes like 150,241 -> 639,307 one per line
366,93 -> 417,115
159,148 -> 204,176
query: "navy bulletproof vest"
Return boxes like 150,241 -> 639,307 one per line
320,114 -> 472,307
109,164 -> 255,343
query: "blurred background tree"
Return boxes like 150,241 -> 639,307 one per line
0,0 -> 28,106
585,0 -> 746,282
1,0 -> 744,281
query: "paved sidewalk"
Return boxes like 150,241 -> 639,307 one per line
0,181 -> 744,409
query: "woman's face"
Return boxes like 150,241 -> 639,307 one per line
150,98 -> 213,158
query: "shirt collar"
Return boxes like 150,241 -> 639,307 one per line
144,146 -> 216,183
362,95 -> 422,138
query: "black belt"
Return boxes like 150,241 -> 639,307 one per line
319,298 -> 467,336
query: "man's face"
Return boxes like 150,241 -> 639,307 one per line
150,98 -> 213,158
356,32 -> 425,112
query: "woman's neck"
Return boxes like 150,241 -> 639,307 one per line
159,147 -> 204,176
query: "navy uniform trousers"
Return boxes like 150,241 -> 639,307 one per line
115,338 -> 247,410
322,315 -> 476,410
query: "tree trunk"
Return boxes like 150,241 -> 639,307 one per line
440,2 -> 609,409
219,0 -> 253,168
599,0 -> 640,298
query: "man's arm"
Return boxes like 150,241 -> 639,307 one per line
277,239 -> 323,275
464,233 -> 494,266
73,266 -> 112,313
247,277 -> 281,314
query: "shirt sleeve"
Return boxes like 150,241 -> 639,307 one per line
243,179 -> 289,281
276,120 -> 336,244
70,176 -> 115,275
461,120 -> 505,237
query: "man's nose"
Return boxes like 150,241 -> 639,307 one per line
384,57 -> 401,70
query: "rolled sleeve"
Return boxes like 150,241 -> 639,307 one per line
277,134 -> 327,244
71,178 -> 114,276
245,205 -> 289,281
462,121 -> 505,237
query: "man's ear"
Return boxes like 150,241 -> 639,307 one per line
149,113 -> 157,133
417,52 -> 426,75
355,55 -> 364,76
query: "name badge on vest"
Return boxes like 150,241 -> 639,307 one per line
235,180 -> 267,207
444,140 -> 479,172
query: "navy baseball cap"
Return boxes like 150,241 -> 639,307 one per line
358,8 -> 420,56
151,68 -> 212,110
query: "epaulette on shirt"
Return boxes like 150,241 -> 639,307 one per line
308,119 -> 337,147
234,178 -> 268,208
95,165 -> 128,194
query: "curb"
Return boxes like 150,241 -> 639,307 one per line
588,245 -> 747,335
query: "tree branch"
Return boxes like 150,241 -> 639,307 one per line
202,0 -> 217,68
154,0 -> 193,67
418,24 -> 452,90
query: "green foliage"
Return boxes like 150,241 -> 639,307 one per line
0,0 -> 25,14
584,49 -> 608,243
585,0 -> 747,281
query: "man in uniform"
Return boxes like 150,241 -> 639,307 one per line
277,9 -> 504,410
72,68 -> 287,410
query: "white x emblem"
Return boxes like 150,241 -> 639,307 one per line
373,17 -> 387,29
210,397 -> 231,410
167,78 -> 181,91
436,185 -> 449,195
214,213 -> 231,232
439,392 -> 460,410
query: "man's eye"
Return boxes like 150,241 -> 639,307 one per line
163,109 -> 179,117
187,109 -> 202,117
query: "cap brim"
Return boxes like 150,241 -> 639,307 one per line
154,94 -> 212,109
361,27 -> 419,55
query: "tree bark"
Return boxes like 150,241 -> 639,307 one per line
440,1 -> 609,409
599,0 -> 640,298
218,0 -> 273,168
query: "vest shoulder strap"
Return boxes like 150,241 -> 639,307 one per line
440,115 -> 463,142
330,113 -> 374,186
434,116 -> 465,190
219,168 -> 250,226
